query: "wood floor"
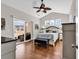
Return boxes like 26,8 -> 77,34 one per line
16,41 -> 62,59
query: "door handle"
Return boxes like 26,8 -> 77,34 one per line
72,44 -> 78,49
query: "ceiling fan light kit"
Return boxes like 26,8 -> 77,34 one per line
33,0 -> 52,13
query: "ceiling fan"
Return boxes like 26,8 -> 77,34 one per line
33,0 -> 52,13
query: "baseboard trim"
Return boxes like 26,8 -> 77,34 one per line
16,39 -> 33,45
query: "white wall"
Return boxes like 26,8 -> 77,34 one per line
69,0 -> 77,23
1,3 -> 40,39
69,0 -> 77,16
32,19 -> 40,39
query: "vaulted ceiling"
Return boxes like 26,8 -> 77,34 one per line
2,0 -> 74,18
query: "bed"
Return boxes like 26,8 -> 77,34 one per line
35,33 -> 58,46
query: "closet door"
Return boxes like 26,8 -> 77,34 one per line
62,23 -> 77,59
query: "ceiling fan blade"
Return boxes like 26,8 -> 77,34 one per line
36,9 -> 41,12
43,10 -> 47,13
33,7 -> 40,9
45,7 -> 52,10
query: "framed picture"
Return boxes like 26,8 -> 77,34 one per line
35,24 -> 39,30
1,18 -> 5,30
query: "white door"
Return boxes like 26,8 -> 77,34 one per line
62,23 -> 78,59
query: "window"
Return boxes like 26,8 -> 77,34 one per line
45,19 -> 63,27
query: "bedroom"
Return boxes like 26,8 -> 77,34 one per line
1,0 -> 77,59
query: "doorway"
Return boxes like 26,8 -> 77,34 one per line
24,21 -> 33,41
13,18 -> 33,44
13,18 -> 25,44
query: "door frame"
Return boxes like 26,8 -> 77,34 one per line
24,21 -> 33,42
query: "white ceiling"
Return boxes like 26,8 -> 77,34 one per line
1,0 -> 73,18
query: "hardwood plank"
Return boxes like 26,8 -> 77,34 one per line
16,41 -> 62,59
